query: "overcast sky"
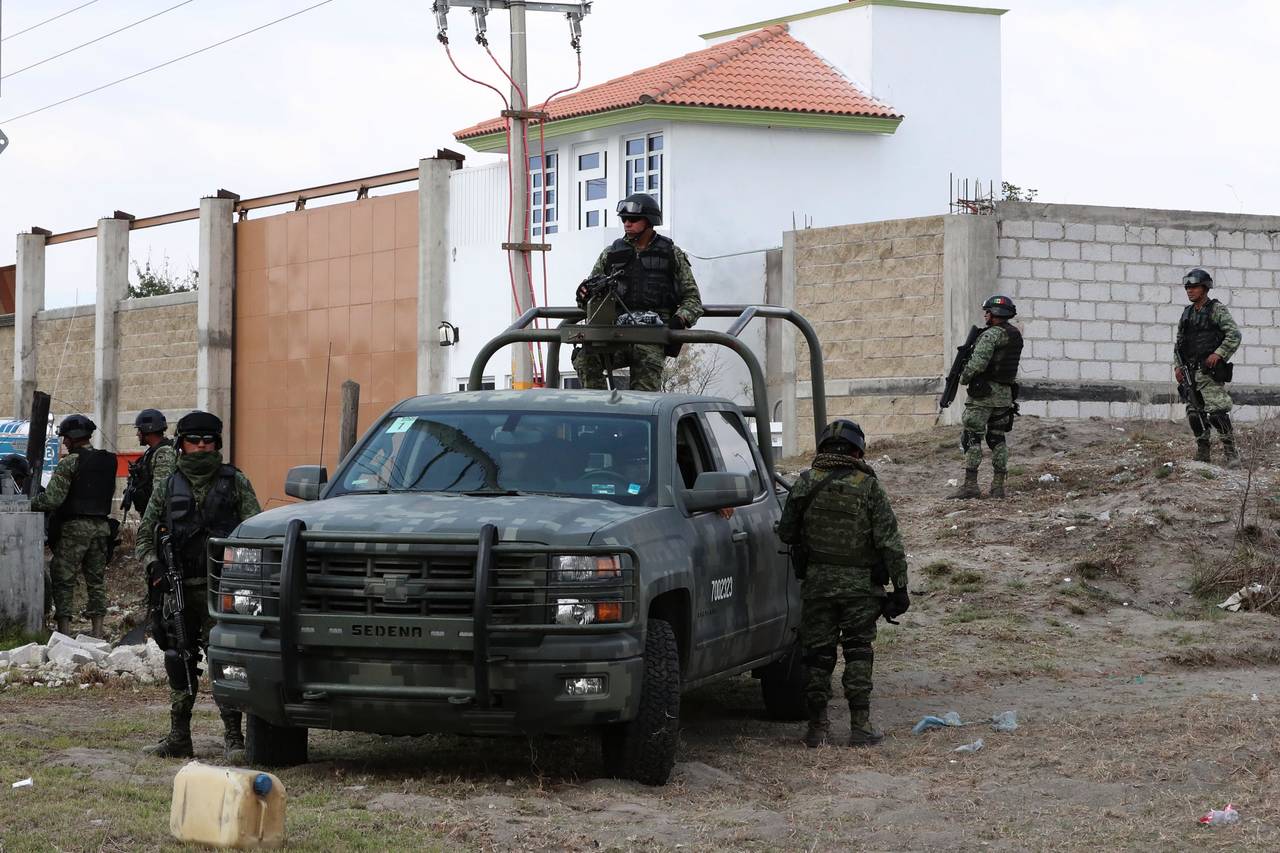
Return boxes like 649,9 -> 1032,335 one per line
1,0 -> 1277,307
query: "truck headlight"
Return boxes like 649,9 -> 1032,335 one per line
555,598 -> 595,625
222,547 -> 262,576
553,555 -> 621,582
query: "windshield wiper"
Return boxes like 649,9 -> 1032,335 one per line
462,489 -> 524,497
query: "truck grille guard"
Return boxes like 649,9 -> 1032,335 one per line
210,520 -> 638,709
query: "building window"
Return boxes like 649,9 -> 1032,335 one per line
561,374 -> 583,389
577,144 -> 609,229
624,133 -> 663,208
458,376 -> 496,391
529,152 -> 558,237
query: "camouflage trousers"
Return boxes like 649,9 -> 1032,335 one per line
1188,371 -> 1233,416
154,582 -> 238,726
48,518 -> 110,619
962,402 -> 1013,473
800,591 -> 881,712
572,344 -> 666,392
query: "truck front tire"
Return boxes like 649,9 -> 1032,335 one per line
600,618 -> 680,785
245,713 -> 309,767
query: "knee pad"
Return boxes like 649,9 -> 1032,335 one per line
986,431 -> 1006,450
163,650 -> 191,691
1208,412 -> 1233,435
841,641 -> 874,663
1187,412 -> 1209,438
961,430 -> 983,452
802,646 -> 838,674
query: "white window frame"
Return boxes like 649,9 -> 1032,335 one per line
623,132 -> 664,209
529,150 -> 559,237
458,376 -> 496,391
575,141 -> 610,231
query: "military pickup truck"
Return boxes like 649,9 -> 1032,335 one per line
208,305 -> 829,785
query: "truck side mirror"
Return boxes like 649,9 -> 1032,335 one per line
285,465 -> 328,501
683,471 -> 755,513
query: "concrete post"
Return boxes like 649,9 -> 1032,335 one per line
94,218 -> 130,448
418,157 -> 452,396
941,215 -> 998,426
0,501 -> 45,633
14,233 -> 46,419
198,195 -> 236,457
779,232 -> 798,459
763,247 -> 784,454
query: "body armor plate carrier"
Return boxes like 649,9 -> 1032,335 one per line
165,465 -> 240,580
605,234 -> 678,313
61,447 -> 116,519
978,324 -> 1023,385
1177,299 -> 1226,363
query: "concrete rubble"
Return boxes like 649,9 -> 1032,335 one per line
0,635 -> 168,688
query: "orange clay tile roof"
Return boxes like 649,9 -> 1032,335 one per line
454,24 -> 900,140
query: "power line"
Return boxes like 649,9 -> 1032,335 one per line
2,0 -> 101,42
2,0 -> 335,124
4,0 -> 200,81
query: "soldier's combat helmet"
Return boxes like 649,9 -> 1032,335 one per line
982,294 -> 1017,318
175,410 -> 223,450
615,192 -> 662,227
1182,268 -> 1213,289
57,414 -> 97,440
818,419 -> 866,454
1,453 -> 30,479
134,408 -> 167,434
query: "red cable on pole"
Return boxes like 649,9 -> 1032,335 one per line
535,50 -> 584,351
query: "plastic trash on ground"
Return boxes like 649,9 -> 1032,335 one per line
1037,473 -> 1058,483
11,777 -> 33,788
1218,583 -> 1267,612
912,712 -> 963,735
990,710 -> 1019,732
953,739 -> 984,753
1199,804 -> 1239,826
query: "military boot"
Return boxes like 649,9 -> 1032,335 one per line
988,471 -> 1006,499
221,709 -> 246,763
802,703 -> 831,748
1194,440 -> 1211,463
848,706 -> 884,748
89,615 -> 104,641
949,469 -> 980,500
144,709 -> 194,759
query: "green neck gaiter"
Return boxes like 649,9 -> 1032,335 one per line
177,451 -> 223,502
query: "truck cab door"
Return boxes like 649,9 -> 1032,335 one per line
701,409 -> 789,662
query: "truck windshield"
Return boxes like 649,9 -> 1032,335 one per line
333,411 -> 656,505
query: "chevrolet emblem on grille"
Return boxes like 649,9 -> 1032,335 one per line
366,573 -> 413,604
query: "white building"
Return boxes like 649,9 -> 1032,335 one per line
444,0 -> 1003,395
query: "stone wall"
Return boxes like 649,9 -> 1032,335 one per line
996,202 -> 1280,419
791,216 -> 946,451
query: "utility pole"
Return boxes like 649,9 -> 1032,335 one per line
432,1 -> 590,390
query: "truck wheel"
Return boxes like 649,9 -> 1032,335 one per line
600,618 -> 680,786
759,644 -> 807,721
244,713 -> 308,767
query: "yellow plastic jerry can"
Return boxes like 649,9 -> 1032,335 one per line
170,761 -> 286,849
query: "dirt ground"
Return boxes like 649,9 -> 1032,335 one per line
2,415 -> 1279,851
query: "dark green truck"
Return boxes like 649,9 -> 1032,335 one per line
208,305 -> 829,785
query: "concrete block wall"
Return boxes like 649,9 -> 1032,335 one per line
792,216 -> 946,450
996,202 -> 1280,420
35,306 -> 96,420
0,323 -> 13,416
117,293 -> 198,449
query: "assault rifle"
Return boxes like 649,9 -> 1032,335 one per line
939,325 -> 984,410
158,529 -> 197,696
1176,356 -> 1210,435
120,457 -> 140,518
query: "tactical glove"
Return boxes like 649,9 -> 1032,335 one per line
668,314 -> 686,330
881,588 -> 910,622
146,560 -> 167,589
576,283 -> 591,304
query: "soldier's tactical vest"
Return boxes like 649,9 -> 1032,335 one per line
979,324 -> 1023,385
605,234 -> 678,313
166,464 -> 240,580
801,468 -> 881,568
128,438 -> 173,514
61,447 -> 116,519
1177,299 -> 1226,363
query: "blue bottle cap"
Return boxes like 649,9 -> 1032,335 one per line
253,773 -> 273,796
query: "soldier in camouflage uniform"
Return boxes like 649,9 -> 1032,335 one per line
952,295 -> 1022,500
1173,268 -> 1242,465
122,409 -> 176,518
31,415 -> 116,638
573,193 -> 703,391
136,411 -> 261,760
777,419 -> 909,748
